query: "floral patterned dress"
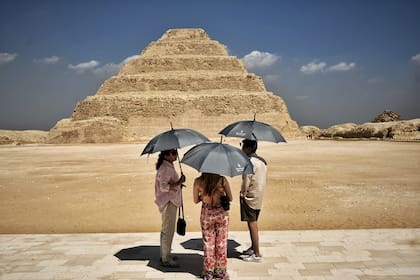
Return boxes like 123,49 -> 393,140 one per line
200,201 -> 229,280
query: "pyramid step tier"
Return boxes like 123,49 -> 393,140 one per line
160,28 -> 211,41
71,92 -> 289,121
97,73 -> 266,94
141,40 -> 228,57
120,56 -> 245,74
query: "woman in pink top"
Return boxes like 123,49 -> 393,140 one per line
155,149 -> 185,268
193,173 -> 233,280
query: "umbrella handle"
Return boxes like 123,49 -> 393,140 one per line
176,148 -> 183,174
176,153 -> 186,188
178,158 -> 184,175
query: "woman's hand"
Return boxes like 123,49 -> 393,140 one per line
178,174 -> 186,184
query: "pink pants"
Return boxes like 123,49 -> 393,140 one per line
200,206 -> 229,280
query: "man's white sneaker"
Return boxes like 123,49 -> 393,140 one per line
242,254 -> 262,262
241,248 -> 254,256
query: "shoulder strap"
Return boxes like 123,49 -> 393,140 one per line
251,153 -> 267,166
178,189 -> 184,218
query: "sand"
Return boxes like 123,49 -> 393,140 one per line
0,140 -> 419,234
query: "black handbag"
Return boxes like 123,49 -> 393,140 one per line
220,195 -> 230,211
220,177 -> 230,211
176,190 -> 186,236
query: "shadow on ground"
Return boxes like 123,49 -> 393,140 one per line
114,238 -> 243,276
114,245 -> 203,276
181,238 -> 243,259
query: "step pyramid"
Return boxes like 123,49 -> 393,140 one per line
47,28 -> 302,143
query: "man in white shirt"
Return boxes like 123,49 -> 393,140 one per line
240,139 -> 267,262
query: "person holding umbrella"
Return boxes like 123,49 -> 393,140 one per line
218,116 -> 285,262
155,149 -> 186,268
240,139 -> 267,262
141,125 -> 209,268
193,173 -> 233,280
181,140 -> 252,279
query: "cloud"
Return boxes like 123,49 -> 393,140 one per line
411,53 -> 420,64
121,55 -> 140,65
242,50 -> 280,69
300,61 -> 326,74
327,62 -> 355,72
33,55 -> 60,64
93,63 -> 120,76
68,60 -> 99,73
300,61 -> 355,74
93,55 -> 141,76
0,52 -> 17,64
68,55 -> 141,76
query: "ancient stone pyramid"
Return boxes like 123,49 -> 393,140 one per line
47,28 -> 302,143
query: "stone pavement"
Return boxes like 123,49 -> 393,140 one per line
1,229 -> 420,280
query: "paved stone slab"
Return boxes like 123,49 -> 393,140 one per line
1,229 -> 419,279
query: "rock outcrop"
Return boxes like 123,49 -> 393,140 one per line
300,125 -> 321,139
46,28 -> 302,144
0,130 -> 48,145
372,110 -> 401,123
301,119 -> 420,141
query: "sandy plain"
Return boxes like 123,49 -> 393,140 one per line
0,140 -> 419,234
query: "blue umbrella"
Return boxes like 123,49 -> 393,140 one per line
141,127 -> 209,155
219,115 -> 286,143
141,125 -> 209,177
181,142 -> 253,177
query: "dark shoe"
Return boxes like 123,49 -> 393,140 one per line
160,259 -> 179,268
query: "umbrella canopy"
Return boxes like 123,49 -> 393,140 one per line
141,128 -> 209,155
219,117 -> 286,143
181,142 -> 254,177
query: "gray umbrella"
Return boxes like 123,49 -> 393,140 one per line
180,142 -> 254,177
219,116 -> 286,143
141,128 -> 210,155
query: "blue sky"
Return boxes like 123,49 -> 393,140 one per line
1,0 -> 419,130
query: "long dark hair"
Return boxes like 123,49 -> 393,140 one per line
156,150 -> 176,170
199,173 -> 223,196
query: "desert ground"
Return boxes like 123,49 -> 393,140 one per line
0,139 -> 419,234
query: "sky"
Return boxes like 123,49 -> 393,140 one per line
0,0 -> 419,130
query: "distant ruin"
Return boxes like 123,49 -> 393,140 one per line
46,28 -> 302,143
372,110 -> 401,123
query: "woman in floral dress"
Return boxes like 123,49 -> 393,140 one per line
193,173 -> 233,280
